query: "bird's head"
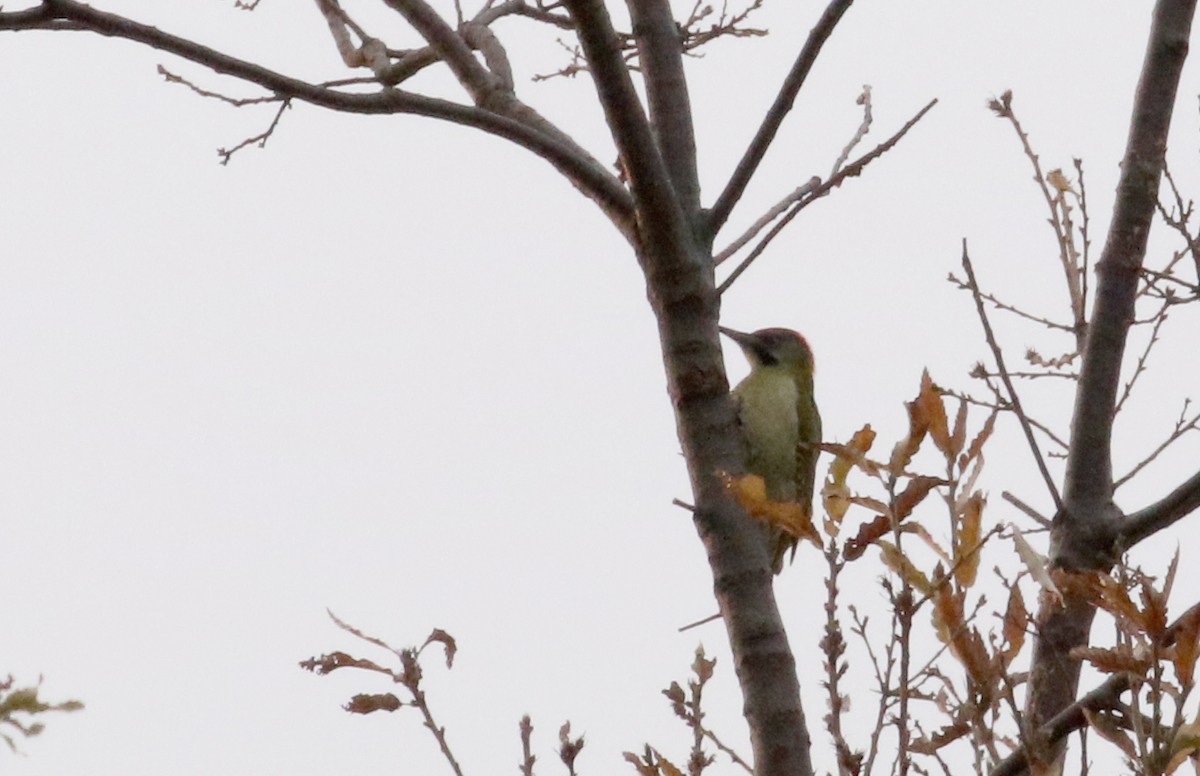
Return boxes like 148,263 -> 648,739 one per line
720,326 -> 815,373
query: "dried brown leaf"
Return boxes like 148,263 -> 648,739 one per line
623,751 -> 658,776
345,693 -> 402,714
725,473 -> 822,549
890,388 -> 930,475
904,521 -> 951,563
845,512 -> 891,560
822,425 -> 877,525
1073,645 -> 1153,675
1001,584 -> 1028,665
1141,577 -> 1169,642
1088,572 -> 1149,637
919,370 -> 952,456
1169,606 -> 1200,686
954,492 -> 984,588
910,719 -> 970,754
894,475 -> 944,522
878,540 -> 934,595
1171,719 -> 1200,770
1012,525 -> 1061,605
932,584 -> 964,648
692,645 -> 715,684
424,628 -> 458,668
960,408 -> 998,469
1083,708 -> 1138,759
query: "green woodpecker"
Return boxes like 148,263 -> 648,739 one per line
721,326 -> 822,573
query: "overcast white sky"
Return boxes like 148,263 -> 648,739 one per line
3,2 -> 1200,774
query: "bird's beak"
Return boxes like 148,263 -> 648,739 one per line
719,326 -> 756,347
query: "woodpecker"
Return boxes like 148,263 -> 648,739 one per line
721,326 -> 822,573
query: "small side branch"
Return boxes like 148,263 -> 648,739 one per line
989,674 -> 1132,776
707,0 -> 855,236
1113,400 -> 1200,490
1121,467 -> 1200,548
0,0 -> 635,232
218,98 -> 292,164
988,91 -> 1087,346
717,99 -> 935,294
960,243 -> 1063,512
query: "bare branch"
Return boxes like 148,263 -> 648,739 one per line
562,0 -> 688,250
1061,0 -> 1195,515
380,0 -> 506,102
628,0 -> 702,217
519,716 -> 537,776
1113,301 -> 1169,414
960,243 -> 1063,512
707,0 -> 855,237
989,674 -> 1132,776
157,64 -> 279,106
218,98 -> 292,164
1028,0 -> 1197,749
0,0 -> 635,232
1121,465 -> 1200,548
988,91 -> 1087,346
1113,400 -> 1200,490
717,99 -> 935,293
946,272 -> 1076,333
994,596 -> 1200,775
681,0 -> 767,54
1157,161 -> 1200,282
714,177 -> 820,265
1003,491 -> 1052,529
830,85 -> 872,178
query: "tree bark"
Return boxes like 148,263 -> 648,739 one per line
1024,0 -> 1196,763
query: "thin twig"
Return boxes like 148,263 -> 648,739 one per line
713,177 -> 820,265
1114,301 -> 1169,414
947,272 -> 1076,333
1002,491 -> 1052,529
989,92 -> 1086,345
158,65 -> 280,105
717,99 -> 936,294
707,0 -> 856,235
960,243 -> 1063,511
973,369 -> 1079,381
519,715 -> 537,776
941,388 -> 1069,453
218,98 -> 292,164
1076,158 -> 1092,317
702,728 -> 754,773
1157,161 -> 1200,282
830,85 -> 872,178
1113,400 -> 1200,489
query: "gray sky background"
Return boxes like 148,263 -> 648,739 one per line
4,2 -> 1200,774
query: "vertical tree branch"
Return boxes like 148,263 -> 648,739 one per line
1061,0 -> 1194,521
960,244 -> 1063,512
1026,0 -> 1196,755
563,0 -> 688,249
627,0 -> 703,224
565,3 -> 817,772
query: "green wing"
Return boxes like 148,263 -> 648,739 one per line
776,390 -> 821,569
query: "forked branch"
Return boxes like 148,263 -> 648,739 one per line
717,99 -> 936,293
960,244 -> 1063,512
707,0 -> 855,237
0,0 -> 635,232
